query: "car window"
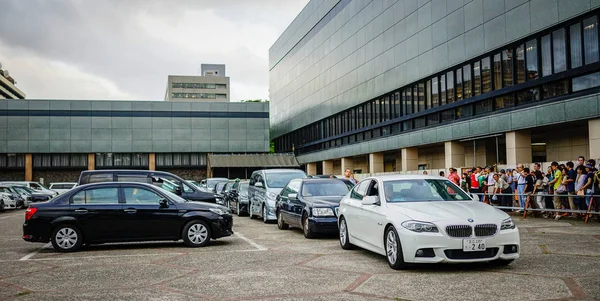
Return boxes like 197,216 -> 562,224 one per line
88,173 -> 113,184
383,179 -> 471,202
302,181 -> 350,197
30,183 -> 41,190
71,188 -> 119,205
351,180 -> 371,200
265,172 -> 306,188
116,175 -> 150,183
123,187 -> 163,204
367,182 -> 379,197
0,187 -> 11,194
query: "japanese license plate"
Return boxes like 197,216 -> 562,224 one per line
463,239 -> 486,252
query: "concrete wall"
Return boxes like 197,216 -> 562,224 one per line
418,145 -> 445,169
545,130 -> 590,162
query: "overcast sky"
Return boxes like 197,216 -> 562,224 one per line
0,0 -> 309,101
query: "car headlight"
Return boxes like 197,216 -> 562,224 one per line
501,217 -> 515,230
209,208 -> 226,215
312,207 -> 334,217
401,221 -> 439,233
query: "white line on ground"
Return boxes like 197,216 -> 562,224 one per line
19,242 -> 51,261
0,213 -> 22,220
234,232 -> 267,251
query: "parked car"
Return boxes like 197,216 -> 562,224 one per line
77,170 -> 217,203
0,181 -> 57,197
10,185 -> 52,203
337,175 -> 520,270
49,182 -> 77,194
276,178 -> 351,238
186,180 -> 201,188
22,182 -> 233,252
0,191 -> 17,211
198,178 -> 229,193
248,169 -> 308,223
213,181 -> 228,205
310,175 -> 337,178
0,185 -> 28,208
227,180 -> 250,216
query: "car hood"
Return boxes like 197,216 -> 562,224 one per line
387,201 -> 507,222
303,196 -> 344,207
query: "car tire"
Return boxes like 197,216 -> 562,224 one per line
249,201 -> 256,219
384,226 -> 409,270
182,220 -> 211,247
51,224 -> 83,252
277,211 -> 289,230
302,213 -> 315,239
262,205 -> 269,223
0,200 -> 5,212
491,259 -> 514,266
236,202 -> 242,217
338,217 -> 353,250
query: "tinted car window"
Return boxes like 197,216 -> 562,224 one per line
302,181 -> 350,197
265,172 -> 306,188
116,175 -> 150,183
72,188 -> 119,204
88,173 -> 113,184
351,180 -> 371,200
124,187 -> 163,204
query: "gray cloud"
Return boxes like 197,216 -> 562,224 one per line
0,0 -> 308,101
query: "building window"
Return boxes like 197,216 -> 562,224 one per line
96,153 -> 148,168
553,28 -> 567,73
171,93 -> 217,99
403,89 -> 412,115
381,96 -> 389,121
495,94 -> 515,110
541,34 -> 552,76
426,80 -> 432,109
441,109 -> 455,122
431,77 -> 439,107
456,68 -> 463,101
571,23 -> 583,68
473,61 -> 481,95
172,83 -> 217,89
516,44 -> 526,84
516,88 -> 540,105
456,105 -> 473,119
215,84 -> 227,89
482,57 -> 492,93
584,16 -> 599,64
446,71 -> 454,103
440,74 -> 447,105
414,117 -> 426,129
493,53 -> 502,90
216,94 -> 227,99
412,85 -> 419,113
526,39 -> 539,80
402,121 -> 413,131
543,79 -> 569,99
427,113 -> 439,125
502,49 -> 513,87
463,64 -> 472,98
573,71 -> 600,91
365,102 -> 372,127
418,82 -> 426,112
474,99 -> 493,115
0,154 -> 25,168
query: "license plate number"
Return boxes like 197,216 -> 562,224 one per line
463,239 -> 486,252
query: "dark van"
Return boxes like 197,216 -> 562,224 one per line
77,170 -> 216,203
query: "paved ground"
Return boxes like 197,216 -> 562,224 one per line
0,210 -> 599,301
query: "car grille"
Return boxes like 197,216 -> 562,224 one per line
474,224 -> 498,237
444,248 -> 499,260
445,225 -> 472,238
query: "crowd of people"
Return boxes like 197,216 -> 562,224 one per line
447,156 -> 600,219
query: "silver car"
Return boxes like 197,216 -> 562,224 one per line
248,169 -> 308,223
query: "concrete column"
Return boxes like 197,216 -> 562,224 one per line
341,157 -> 353,174
306,162 -> 317,176
87,153 -> 95,171
401,147 -> 418,171
395,152 -> 402,172
149,153 -> 156,171
445,141 -> 465,169
322,160 -> 334,175
25,154 -> 32,181
369,152 -> 384,174
589,119 -> 600,162
506,131 -> 532,166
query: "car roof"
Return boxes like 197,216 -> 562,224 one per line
76,181 -> 160,190
50,182 -> 77,185
369,175 -> 446,181
300,178 -> 345,182
260,169 -> 306,174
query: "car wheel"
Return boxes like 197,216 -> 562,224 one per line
302,213 -> 315,239
249,201 -> 256,219
277,211 -> 289,230
182,220 -> 211,247
491,259 -> 514,266
0,200 -> 5,212
338,217 -> 353,250
262,205 -> 268,223
51,224 -> 83,252
385,226 -> 408,270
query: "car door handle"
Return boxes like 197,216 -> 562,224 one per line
124,209 -> 137,214
75,209 -> 88,214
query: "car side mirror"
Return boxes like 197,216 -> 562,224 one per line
159,199 -> 169,208
288,193 -> 298,200
362,195 -> 379,205
175,187 -> 182,196
255,182 -> 263,188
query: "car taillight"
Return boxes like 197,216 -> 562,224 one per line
25,207 -> 37,221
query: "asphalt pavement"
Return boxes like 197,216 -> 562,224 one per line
0,210 -> 599,300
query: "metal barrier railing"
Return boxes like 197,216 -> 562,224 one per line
469,191 -> 599,224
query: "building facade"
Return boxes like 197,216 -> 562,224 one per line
270,0 -> 600,175
0,100 -> 269,183
0,64 -> 25,99
165,64 -> 230,102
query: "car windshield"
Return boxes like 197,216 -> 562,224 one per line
207,179 -> 228,189
265,172 -> 306,188
383,179 -> 471,202
301,181 -> 350,197
14,186 -> 34,194
188,181 -> 200,187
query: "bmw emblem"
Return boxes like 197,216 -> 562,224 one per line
468,218 -> 474,223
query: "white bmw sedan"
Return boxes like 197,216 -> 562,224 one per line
337,175 -> 519,270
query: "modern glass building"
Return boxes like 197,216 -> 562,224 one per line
270,0 -> 600,175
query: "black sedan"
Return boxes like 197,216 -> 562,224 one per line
23,182 -> 233,252
226,180 -> 250,216
275,178 -> 351,238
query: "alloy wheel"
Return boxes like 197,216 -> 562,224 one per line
386,230 -> 398,265
339,219 -> 347,245
187,223 -> 208,245
55,227 -> 78,250
263,206 -> 267,222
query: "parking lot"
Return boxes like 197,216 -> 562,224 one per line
0,210 -> 598,301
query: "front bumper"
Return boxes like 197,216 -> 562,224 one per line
399,227 -> 520,263
210,215 -> 234,239
308,216 -> 338,234
2,199 -> 17,210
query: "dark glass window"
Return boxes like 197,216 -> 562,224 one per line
456,105 -> 473,119
382,96 -> 389,121
413,84 -> 419,113
403,89 -> 412,115
516,88 -> 540,104
427,113 -> 439,125
418,82 -> 426,112
474,99 -> 493,115
553,28 -> 567,73
447,71 -> 454,103
440,74 -> 447,105
426,80 -> 432,109
456,68 -> 463,101
495,94 -> 515,110
516,44 -> 526,84
463,65 -> 472,98
357,107 -> 364,128
502,50 -> 513,87
374,99 -> 381,124
571,23 -> 583,68
526,39 -> 539,80
543,79 -> 569,98
584,16 -> 599,64
441,109 -> 455,122
473,61 -> 481,95
414,117 -> 426,128
365,103 -> 372,127
541,34 -> 552,76
482,57 -> 491,92
393,92 -> 401,117
432,77 -> 439,107
402,120 -> 413,131
493,53 -> 502,90
573,72 -> 600,91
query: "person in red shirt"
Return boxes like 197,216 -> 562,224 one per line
448,168 -> 460,186
469,167 -> 482,196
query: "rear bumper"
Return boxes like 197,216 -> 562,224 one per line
308,217 -> 338,234
23,221 -> 51,243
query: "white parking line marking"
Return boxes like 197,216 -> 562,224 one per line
234,232 -> 267,251
19,242 -> 51,261
0,213 -> 22,220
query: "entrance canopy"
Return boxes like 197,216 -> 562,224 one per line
208,153 -> 299,168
